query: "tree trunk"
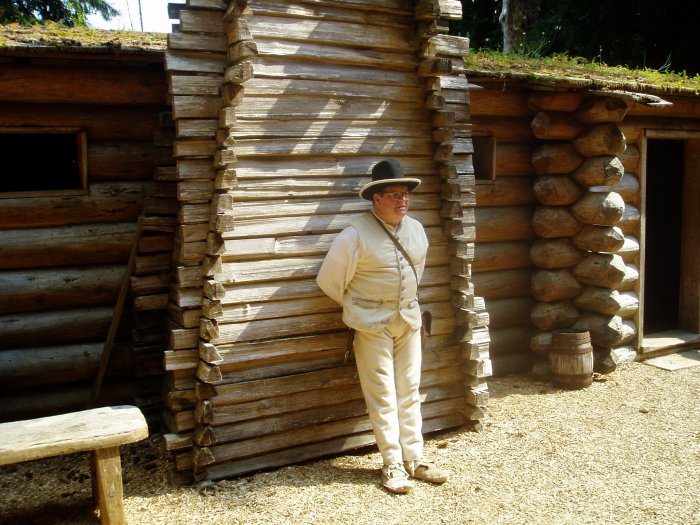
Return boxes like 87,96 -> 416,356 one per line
499,0 -> 527,54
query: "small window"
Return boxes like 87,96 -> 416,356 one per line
0,128 -> 87,197
473,134 -> 496,182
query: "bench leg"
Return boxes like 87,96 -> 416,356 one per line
91,446 -> 126,525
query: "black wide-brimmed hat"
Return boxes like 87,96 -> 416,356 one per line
358,159 -> 422,200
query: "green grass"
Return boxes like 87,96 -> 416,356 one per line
466,49 -> 700,95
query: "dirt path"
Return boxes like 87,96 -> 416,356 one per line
1,360 -> 699,525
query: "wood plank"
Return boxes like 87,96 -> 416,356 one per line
230,119 -> 432,139
202,403 -> 465,479
242,77 -> 425,102
254,39 -> 416,69
251,57 -> 420,86
234,96 -> 429,120
248,0 -> 413,25
247,15 -> 417,52
0,406 -> 147,466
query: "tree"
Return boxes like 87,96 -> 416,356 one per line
499,0 -> 526,54
0,0 -> 119,26
452,0 -> 699,76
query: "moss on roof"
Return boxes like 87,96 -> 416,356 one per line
0,22 -> 166,54
465,50 -> 700,97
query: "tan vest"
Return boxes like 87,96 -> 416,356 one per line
341,212 -> 428,332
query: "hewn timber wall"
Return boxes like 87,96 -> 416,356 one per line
164,0 -> 489,482
0,48 -> 173,424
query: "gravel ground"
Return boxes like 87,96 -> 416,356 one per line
1,360 -> 699,525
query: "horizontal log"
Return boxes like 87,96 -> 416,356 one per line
247,15 -> 417,53
533,175 -> 584,205
618,291 -> 639,318
472,240 -> 532,273
0,265 -> 124,314
571,155 -> 624,187
573,123 -> 626,157
0,342 -> 131,389
530,238 -> 584,269
230,119 -> 432,140
530,301 -> 579,331
532,206 -> 583,238
0,307 -> 116,348
0,63 -> 166,105
571,191 -> 625,226
492,142 -> 535,176
231,136 -> 433,158
531,111 -> 584,140
234,95 -> 429,120
470,87 -> 535,118
572,225 -> 625,253
531,143 -> 583,175
0,382 -> 134,423
527,90 -> 586,113
575,96 -> 628,125
574,286 -> 623,316
474,176 -> 535,207
530,269 -> 582,302
254,39 -> 417,70
573,313 -> 624,347
475,325 -> 529,359
619,144 -> 640,171
608,173 -> 640,203
252,57 -> 420,87
471,268 -> 531,300
0,182 -> 146,229
573,253 -> 627,288
486,296 -> 534,329
0,223 -> 136,270
474,206 -> 535,242
0,102 -> 162,141
201,408 -> 464,480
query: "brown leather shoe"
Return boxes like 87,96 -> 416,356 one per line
404,459 -> 449,484
381,463 -> 413,494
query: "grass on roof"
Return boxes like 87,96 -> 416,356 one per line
466,49 -> 700,95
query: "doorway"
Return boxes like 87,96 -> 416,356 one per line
643,139 -> 684,334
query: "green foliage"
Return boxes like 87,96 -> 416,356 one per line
0,0 -> 119,26
453,0 -> 700,76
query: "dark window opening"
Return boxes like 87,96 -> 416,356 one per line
473,134 -> 496,181
0,130 -> 86,194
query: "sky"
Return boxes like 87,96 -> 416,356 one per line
87,0 -> 177,33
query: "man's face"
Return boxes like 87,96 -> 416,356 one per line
373,184 -> 411,226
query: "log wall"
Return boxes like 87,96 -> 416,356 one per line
0,48 -> 173,424
164,0 -> 488,482
469,80 -> 538,375
467,76 -> 700,375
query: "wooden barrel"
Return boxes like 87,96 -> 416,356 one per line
549,329 -> 593,389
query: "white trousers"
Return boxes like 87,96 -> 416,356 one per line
353,316 -> 424,465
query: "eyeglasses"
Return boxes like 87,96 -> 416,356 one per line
380,191 -> 411,201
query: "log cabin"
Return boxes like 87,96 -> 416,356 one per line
1,0 -> 699,484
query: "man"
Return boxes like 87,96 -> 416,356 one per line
316,159 -> 449,494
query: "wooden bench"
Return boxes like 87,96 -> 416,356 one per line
0,405 -> 148,525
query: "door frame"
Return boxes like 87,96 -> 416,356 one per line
640,130 -> 700,352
